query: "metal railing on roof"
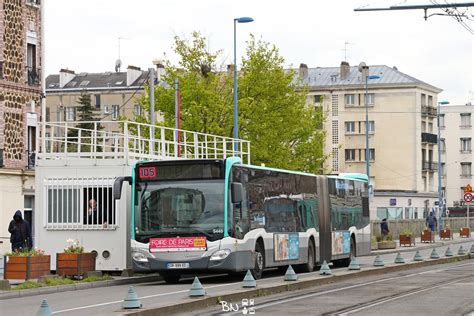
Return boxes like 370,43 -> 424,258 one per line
39,121 -> 251,165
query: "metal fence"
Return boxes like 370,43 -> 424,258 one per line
39,121 -> 251,165
43,177 -> 116,230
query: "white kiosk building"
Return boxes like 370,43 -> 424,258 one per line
34,120 -> 250,273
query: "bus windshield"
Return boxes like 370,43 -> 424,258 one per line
134,179 -> 225,242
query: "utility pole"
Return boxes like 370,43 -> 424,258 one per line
149,68 -> 155,155
175,78 -> 180,157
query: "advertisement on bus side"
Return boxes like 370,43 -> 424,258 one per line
274,233 -> 299,261
332,231 -> 351,255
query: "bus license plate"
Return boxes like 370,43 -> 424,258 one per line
166,263 -> 189,269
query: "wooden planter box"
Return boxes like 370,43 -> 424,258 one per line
439,229 -> 453,240
4,255 -> 51,280
399,234 -> 415,247
377,241 -> 397,249
459,227 -> 471,238
421,230 -> 435,243
56,253 -> 96,277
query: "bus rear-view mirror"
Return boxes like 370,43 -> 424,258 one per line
231,182 -> 243,203
113,176 -> 132,200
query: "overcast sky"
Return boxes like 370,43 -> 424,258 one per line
45,0 -> 473,104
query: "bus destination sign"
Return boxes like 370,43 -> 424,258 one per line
138,166 -> 157,179
149,237 -> 207,252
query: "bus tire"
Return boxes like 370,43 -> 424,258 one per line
251,241 -> 265,280
301,240 -> 315,272
161,272 -> 181,284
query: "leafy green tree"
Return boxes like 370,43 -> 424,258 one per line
67,93 -> 103,152
137,32 -> 325,173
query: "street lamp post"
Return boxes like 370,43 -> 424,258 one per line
233,16 -> 253,154
364,70 -> 381,190
437,100 -> 449,233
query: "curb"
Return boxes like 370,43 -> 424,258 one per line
122,254 -> 473,316
0,275 -> 163,300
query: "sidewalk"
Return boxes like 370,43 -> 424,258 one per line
371,232 -> 472,255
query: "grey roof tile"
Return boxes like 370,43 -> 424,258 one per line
298,65 -> 441,92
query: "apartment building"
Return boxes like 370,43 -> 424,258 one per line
45,65 -> 154,127
440,103 -> 473,209
0,0 -> 42,254
299,62 -> 442,220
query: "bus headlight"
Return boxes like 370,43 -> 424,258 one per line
210,249 -> 231,261
132,251 -> 149,262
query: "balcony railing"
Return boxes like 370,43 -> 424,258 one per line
421,105 -> 437,117
422,161 -> 438,171
39,120 -> 251,165
421,132 -> 437,144
27,67 -> 40,85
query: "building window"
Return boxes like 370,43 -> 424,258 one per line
461,138 -> 472,153
440,138 -> 446,152
439,114 -> 445,128
314,95 -> 322,104
369,148 -> 375,161
332,148 -> 339,172
134,104 -> 142,115
428,122 -> 433,133
95,95 -> 101,109
45,177 -> 117,230
332,95 -> 339,116
428,95 -> 433,106
441,162 -> 446,177
332,120 -> 338,145
460,113 -> 471,128
45,107 -> 50,122
112,105 -> 119,120
27,43 -> 39,85
345,94 -> 355,106
366,93 -> 374,105
368,121 -> 375,133
421,93 -> 426,106
345,149 -> 356,161
461,162 -> 472,177
345,121 -> 355,134
103,105 -> 109,114
65,107 -> 75,121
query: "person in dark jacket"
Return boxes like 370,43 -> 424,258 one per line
380,218 -> 389,239
426,211 -> 437,232
8,210 -> 32,251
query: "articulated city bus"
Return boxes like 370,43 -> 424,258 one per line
114,158 -> 370,283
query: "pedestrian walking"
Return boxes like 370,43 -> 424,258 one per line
380,218 -> 389,239
8,210 -> 32,251
426,211 -> 437,232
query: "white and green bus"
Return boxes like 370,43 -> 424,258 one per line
114,157 -> 370,283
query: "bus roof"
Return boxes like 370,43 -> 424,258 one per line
336,173 -> 369,182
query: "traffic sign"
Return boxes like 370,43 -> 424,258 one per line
464,192 -> 473,203
464,184 -> 472,193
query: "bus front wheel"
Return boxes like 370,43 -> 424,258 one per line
251,242 -> 265,280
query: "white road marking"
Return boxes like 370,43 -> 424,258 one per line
52,282 -> 233,314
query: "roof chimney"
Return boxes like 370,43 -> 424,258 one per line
59,69 -> 75,88
340,61 -> 350,80
299,63 -> 308,80
152,59 -> 166,82
127,65 -> 142,86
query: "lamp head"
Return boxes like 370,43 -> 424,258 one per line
235,17 -> 254,23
